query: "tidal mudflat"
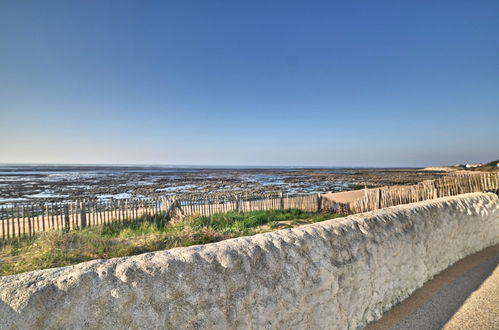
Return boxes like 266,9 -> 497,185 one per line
0,165 -> 447,203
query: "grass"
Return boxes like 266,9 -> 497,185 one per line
0,209 -> 341,276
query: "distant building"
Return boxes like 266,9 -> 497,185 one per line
465,163 -> 483,168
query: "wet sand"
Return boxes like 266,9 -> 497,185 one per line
0,166 -> 448,203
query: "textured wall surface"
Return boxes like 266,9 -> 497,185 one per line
1,192 -> 498,330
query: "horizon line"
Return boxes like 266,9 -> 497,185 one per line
0,162 -> 430,169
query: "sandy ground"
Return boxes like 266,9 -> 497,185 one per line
366,244 -> 499,330
322,185 -> 407,204
322,190 -> 365,203
423,167 -> 459,172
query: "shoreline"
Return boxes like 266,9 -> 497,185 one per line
0,166 -> 448,204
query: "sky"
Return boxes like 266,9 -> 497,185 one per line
1,1 -> 498,167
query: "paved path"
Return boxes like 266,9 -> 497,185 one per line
366,244 -> 499,330
443,260 -> 499,330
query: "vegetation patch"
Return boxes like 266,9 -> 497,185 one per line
0,209 -> 341,276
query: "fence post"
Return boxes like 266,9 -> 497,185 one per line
432,181 -> 438,199
27,205 -> 33,237
64,205 -> 70,232
280,193 -> 284,210
1,206 -> 4,240
19,205 -> 24,236
235,195 -> 240,213
317,194 -> 322,213
377,189 -> 382,210
80,201 -> 87,228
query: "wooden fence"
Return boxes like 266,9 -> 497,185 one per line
0,193 -> 321,239
174,193 -> 321,217
343,172 -> 499,214
0,197 -> 176,240
0,172 -> 497,240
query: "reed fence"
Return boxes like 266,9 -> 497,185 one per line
0,172 -> 497,240
0,193 -> 321,239
344,172 -> 499,214
0,197 -> 175,240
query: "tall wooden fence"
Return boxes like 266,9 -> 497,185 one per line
342,172 -> 499,214
0,172 -> 497,240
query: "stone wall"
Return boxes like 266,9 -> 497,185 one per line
1,192 -> 498,330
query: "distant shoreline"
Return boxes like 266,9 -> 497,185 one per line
0,167 -> 446,204
0,163 -> 424,171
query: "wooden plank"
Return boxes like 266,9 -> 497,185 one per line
121,199 -> 126,221
15,204 -> 20,237
64,204 -> 70,231
40,203 -> 45,232
95,201 -> 100,225
27,204 -> 33,237
81,201 -> 87,228
70,202 -> 75,230
34,203 -> 39,233
87,201 -> 92,227
50,203 -> 54,229
121,199 -> 125,222
103,200 -> 107,224
6,205 -> 11,239
1,206 -> 5,240
54,202 -> 59,229
134,199 -> 138,221
92,201 -> 97,226
104,200 -> 108,224
103,201 -> 108,224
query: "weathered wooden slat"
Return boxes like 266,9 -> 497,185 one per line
6,205 -> 11,239
15,204 -> 20,237
1,206 -> 5,240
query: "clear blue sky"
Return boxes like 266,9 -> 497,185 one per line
1,1 -> 498,167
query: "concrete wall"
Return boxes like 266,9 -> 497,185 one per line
1,192 -> 498,330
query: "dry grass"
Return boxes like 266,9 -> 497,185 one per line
0,209 -> 341,276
